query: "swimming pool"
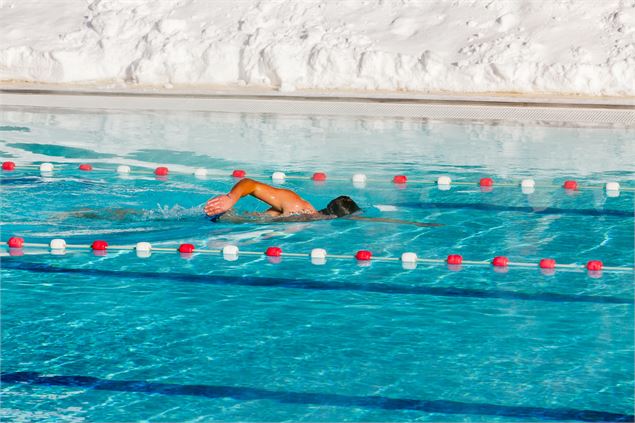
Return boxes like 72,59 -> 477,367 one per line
1,106 -> 633,422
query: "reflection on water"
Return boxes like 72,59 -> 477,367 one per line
1,107 -> 634,178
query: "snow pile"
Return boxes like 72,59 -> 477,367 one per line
1,0 -> 633,96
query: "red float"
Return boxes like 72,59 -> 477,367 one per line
393,175 -> 407,184
539,258 -> 556,269
2,161 -> 16,171
563,180 -> 577,190
232,169 -> 246,178
447,254 -> 463,265
492,256 -> 509,267
7,236 -> 24,248
479,177 -> 494,187
79,164 -> 93,171
586,260 -> 603,271
178,243 -> 195,253
312,172 -> 327,181
154,166 -> 169,176
265,246 -> 282,257
355,250 -> 372,261
91,240 -> 108,250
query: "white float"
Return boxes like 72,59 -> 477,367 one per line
437,176 -> 451,190
271,171 -> 286,182
135,242 -> 152,258
521,179 -> 535,188
521,178 -> 535,195
352,173 -> 367,188
135,242 -> 152,252
401,252 -> 418,270
49,238 -> 66,250
605,182 -> 620,197
116,165 -> 131,174
352,173 -> 367,183
310,248 -> 327,265
401,252 -> 418,263
194,168 -> 208,177
222,245 -> 239,261
39,162 -> 54,172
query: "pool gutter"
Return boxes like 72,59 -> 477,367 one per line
1,86 -> 633,126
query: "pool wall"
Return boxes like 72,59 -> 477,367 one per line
1,87 -> 634,125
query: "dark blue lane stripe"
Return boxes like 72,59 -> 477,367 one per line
394,202 -> 634,217
1,371 -> 631,422
3,260 -> 632,305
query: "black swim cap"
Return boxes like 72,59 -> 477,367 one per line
320,196 -> 361,217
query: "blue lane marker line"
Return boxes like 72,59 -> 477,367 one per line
3,261 -> 632,305
1,371 -> 632,422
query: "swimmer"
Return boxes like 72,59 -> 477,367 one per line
204,178 -> 441,227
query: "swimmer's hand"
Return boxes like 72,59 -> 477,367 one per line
204,194 -> 235,216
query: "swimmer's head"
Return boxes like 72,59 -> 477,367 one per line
320,196 -> 361,218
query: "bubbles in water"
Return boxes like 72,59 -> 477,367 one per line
143,203 -> 204,221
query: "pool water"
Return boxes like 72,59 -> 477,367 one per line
1,108 -> 633,422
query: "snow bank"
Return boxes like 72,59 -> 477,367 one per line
1,0 -> 633,96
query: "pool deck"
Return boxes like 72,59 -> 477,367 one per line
1,83 -> 633,125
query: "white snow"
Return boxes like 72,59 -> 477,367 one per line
0,0 -> 633,97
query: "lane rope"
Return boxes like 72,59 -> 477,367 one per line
1,161 -> 632,195
2,239 -> 632,276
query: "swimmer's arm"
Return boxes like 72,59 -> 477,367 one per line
343,216 -> 443,227
205,178 -> 288,216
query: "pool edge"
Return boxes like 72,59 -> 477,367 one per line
1,87 -> 634,126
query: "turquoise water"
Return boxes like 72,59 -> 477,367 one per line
1,108 -> 634,422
